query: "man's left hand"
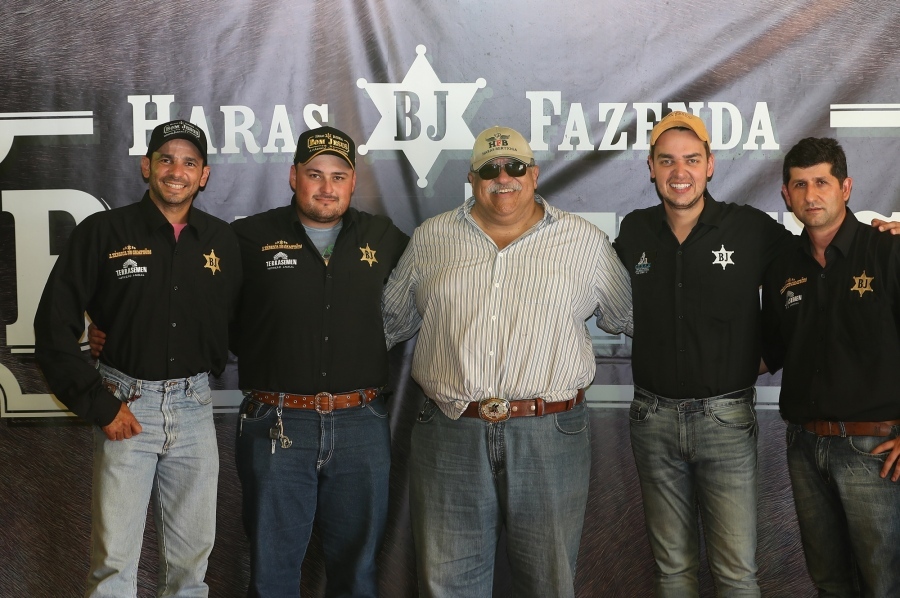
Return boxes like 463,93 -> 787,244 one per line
871,218 -> 900,235
873,437 -> 900,481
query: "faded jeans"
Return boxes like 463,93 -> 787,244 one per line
629,385 -> 759,597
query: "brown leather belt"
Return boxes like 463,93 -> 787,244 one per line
802,419 -> 900,437
460,389 -> 586,422
250,388 -> 379,413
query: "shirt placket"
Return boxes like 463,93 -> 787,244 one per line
486,247 -> 505,399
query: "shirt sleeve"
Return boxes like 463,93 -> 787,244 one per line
33,220 -> 122,427
593,231 -> 634,337
381,227 -> 422,350
760,259 -> 786,374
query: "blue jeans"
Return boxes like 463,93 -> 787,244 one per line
629,386 -> 759,597
87,364 -> 218,598
235,393 -> 391,598
409,399 -> 591,598
786,423 -> 900,598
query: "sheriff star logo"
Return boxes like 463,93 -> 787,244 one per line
356,45 -> 486,188
851,270 -> 874,296
360,243 -> 378,267
712,244 -> 735,270
203,249 -> 221,275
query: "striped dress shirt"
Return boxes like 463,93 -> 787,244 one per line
382,195 -> 634,419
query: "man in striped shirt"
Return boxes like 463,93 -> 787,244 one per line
382,126 -> 633,598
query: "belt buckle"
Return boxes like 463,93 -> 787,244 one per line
315,392 -> 335,414
479,397 -> 511,422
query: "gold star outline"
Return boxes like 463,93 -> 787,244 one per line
204,249 -> 221,275
360,243 -> 378,267
851,270 -> 873,297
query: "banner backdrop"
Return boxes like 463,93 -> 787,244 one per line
2,1 -> 899,595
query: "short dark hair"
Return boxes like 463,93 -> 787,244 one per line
782,137 -> 848,185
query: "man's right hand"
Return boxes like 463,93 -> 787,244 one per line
101,402 -> 142,441
88,322 -> 106,359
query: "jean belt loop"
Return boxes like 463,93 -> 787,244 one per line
133,379 -> 142,401
838,421 -> 847,438
358,389 -> 368,409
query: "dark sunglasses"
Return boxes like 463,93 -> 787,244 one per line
474,160 -> 532,180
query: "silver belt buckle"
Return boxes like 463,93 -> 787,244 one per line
315,392 -> 335,414
479,397 -> 511,422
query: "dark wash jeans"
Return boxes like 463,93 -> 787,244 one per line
235,394 -> 391,598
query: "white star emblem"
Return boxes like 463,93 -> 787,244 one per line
711,244 -> 734,270
357,45 -> 486,188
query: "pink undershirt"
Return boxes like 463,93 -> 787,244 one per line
172,223 -> 188,241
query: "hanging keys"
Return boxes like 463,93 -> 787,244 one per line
268,412 -> 292,451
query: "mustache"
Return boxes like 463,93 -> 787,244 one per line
487,181 -> 523,193
313,194 -> 339,201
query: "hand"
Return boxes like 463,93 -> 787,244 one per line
88,322 -> 107,359
873,437 -> 900,481
100,402 -> 142,441
871,218 -> 900,235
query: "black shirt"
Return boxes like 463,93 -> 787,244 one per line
762,210 -> 900,422
34,192 -> 242,427
615,193 -> 792,399
230,200 -> 409,394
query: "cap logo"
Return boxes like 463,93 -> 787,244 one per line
162,121 -> 202,140
487,134 -> 509,148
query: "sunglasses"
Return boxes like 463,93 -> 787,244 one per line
474,160 -> 532,180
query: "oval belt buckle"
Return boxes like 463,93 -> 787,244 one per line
315,392 -> 335,414
479,397 -> 511,422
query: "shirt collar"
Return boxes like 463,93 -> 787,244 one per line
138,191 -> 203,238
458,193 -> 557,225
654,189 -> 721,234
288,194 -> 358,232
798,207 -> 858,259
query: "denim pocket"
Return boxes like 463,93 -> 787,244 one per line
849,434 -> 892,458
628,397 -> 653,423
366,396 -> 389,419
417,399 -> 438,424
555,403 -> 588,435
709,401 -> 756,430
239,397 -> 275,422
189,378 -> 213,405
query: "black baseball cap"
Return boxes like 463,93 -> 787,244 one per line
146,119 -> 208,163
293,126 -> 355,169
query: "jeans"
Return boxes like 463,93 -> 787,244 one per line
87,364 -> 218,598
786,423 -> 900,598
629,386 -> 759,598
235,393 -> 391,598
409,399 -> 591,598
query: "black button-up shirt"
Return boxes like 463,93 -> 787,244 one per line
615,193 -> 792,399
230,200 -> 409,394
762,210 -> 900,422
34,192 -> 242,426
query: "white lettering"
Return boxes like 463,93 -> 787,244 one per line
559,103 -> 594,151
743,102 -> 779,150
597,103 -> 628,151
221,106 -> 261,155
525,91 -> 562,151
632,103 -> 662,151
708,101 -> 743,150
127,94 -> 175,156
263,105 -> 295,154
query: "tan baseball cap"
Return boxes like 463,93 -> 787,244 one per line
470,126 -> 534,170
650,111 -> 710,147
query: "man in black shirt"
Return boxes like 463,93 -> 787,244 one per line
614,111 -> 792,597
231,127 -> 408,597
762,137 -> 900,597
34,120 -> 242,597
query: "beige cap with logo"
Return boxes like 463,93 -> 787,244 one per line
471,126 -> 535,171
649,111 -> 710,147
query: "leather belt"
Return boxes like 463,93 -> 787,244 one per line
801,419 -> 900,437
250,388 -> 379,414
460,389 -> 586,423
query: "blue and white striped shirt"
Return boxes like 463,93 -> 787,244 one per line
383,195 -> 634,419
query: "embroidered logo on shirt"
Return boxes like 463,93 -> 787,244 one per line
265,251 -> 297,270
784,290 -> 802,310
203,249 -> 221,275
635,252 -> 651,275
711,245 -> 734,270
262,240 -> 302,251
108,245 -> 152,259
780,277 -> 807,295
115,258 -> 148,279
360,243 -> 378,267
851,270 -> 874,297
